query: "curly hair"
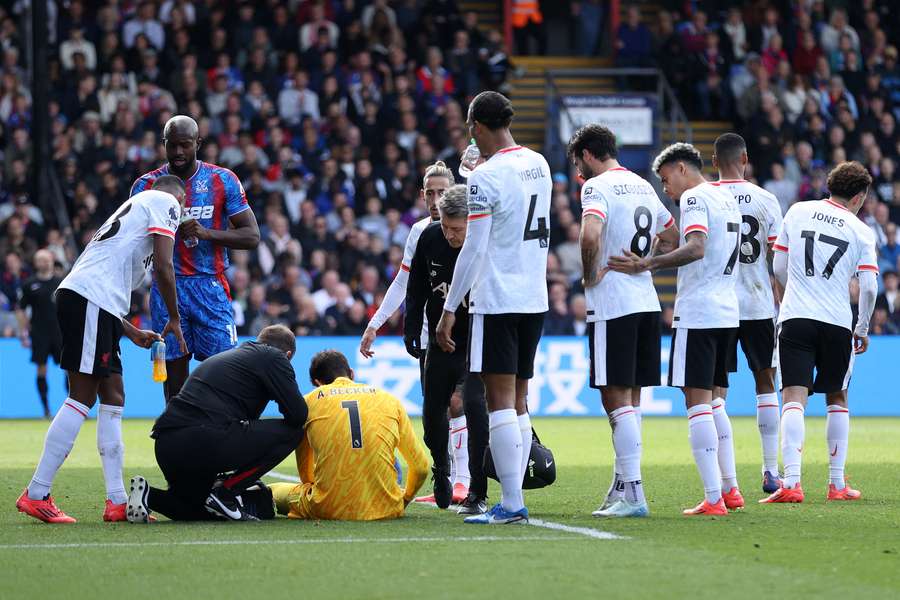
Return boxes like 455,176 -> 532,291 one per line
652,143 -> 703,175
566,124 -> 618,162
826,161 -> 872,199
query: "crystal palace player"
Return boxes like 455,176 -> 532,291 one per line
16,177 -> 187,523
610,143 -> 743,516
568,125 -> 679,518
437,91 -> 552,525
761,162 -> 877,504
131,115 -> 260,402
711,133 -> 785,494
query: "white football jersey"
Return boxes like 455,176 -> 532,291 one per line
466,146 -> 552,314
775,199 -> 879,331
581,167 -> 674,321
402,216 -> 431,346
400,216 -> 431,274
59,190 -> 181,318
673,182 -> 742,329
718,179 -> 783,320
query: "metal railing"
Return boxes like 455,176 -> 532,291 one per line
544,68 -> 692,171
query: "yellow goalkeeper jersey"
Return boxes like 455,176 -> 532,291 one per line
281,377 -> 429,521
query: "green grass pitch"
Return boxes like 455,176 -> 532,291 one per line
1,417 -> 899,599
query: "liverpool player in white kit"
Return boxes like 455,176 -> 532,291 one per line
610,143 -> 743,516
711,133 -> 785,494
761,161 -> 877,504
16,176 -> 188,523
436,91 -> 552,524
567,125 -> 679,518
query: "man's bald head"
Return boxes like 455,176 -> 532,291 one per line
163,115 -> 201,176
163,115 -> 199,141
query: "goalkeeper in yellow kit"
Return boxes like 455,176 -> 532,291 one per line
271,350 -> 430,520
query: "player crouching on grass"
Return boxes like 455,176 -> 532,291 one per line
760,161 -> 877,504
127,325 -> 307,522
270,350 -> 430,521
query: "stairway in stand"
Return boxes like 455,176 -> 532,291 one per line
456,0 -> 501,35
691,120 -> 733,178
507,56 -> 613,151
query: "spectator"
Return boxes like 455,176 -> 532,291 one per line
299,3 -> 339,52
123,1 -> 165,51
764,163 -> 799,213
879,223 -> 900,273
544,282 -> 575,335
820,8 -> 860,56
554,222 -> 582,283
60,27 -> 96,72
616,5 -> 652,67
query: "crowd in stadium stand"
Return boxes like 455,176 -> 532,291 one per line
0,0 -> 898,339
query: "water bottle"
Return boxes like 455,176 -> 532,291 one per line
151,340 -> 167,382
458,139 -> 481,178
180,215 -> 199,248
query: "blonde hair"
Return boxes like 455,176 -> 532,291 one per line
423,160 -> 455,187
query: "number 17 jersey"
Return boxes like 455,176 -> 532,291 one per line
580,167 -> 674,321
466,146 -> 552,314
774,199 -> 878,331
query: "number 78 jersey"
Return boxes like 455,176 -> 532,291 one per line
466,146 -> 552,314
774,199 -> 879,331
674,182 -> 742,329
580,167 -> 675,321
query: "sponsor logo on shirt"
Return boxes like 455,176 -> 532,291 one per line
184,205 -> 215,220
195,180 -> 209,193
687,197 -> 697,205
469,185 -> 478,196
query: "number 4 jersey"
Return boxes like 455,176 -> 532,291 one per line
580,167 -> 675,321
59,190 -> 181,318
674,182 -> 742,329
774,199 -> 878,331
465,146 -> 552,314
718,180 -> 783,320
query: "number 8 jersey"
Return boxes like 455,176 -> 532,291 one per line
580,167 -> 675,321
465,146 -> 552,314
774,198 -> 879,331
674,182 -> 742,329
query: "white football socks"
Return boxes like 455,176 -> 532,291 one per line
756,392 -> 780,474
634,404 -> 642,433
489,409 -> 524,512
517,412 -> 532,485
687,404 -> 721,504
449,416 -> 470,487
781,402 -> 806,489
98,404 -> 127,505
27,398 -> 89,500
711,398 -> 738,491
610,406 -> 644,504
826,405 -> 850,490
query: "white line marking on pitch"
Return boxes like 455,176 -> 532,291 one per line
266,471 -> 625,541
0,536 -> 583,551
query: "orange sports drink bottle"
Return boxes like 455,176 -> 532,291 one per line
151,341 -> 167,383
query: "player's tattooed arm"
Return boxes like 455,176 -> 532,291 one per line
579,214 -> 606,288
609,231 -> 705,274
652,225 -> 681,257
